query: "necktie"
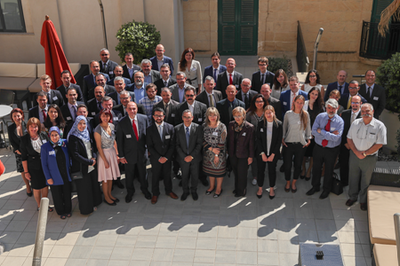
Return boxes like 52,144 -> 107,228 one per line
42,109 -> 47,121
321,118 -> 331,147
367,87 -> 372,99
132,120 -> 139,141
229,74 -> 233,85
347,96 -> 352,109
261,73 -> 265,83
98,101 -> 102,111
351,112 -> 356,123
164,102 -> 169,118
209,94 -> 214,107
339,85 -> 343,94
244,93 -> 249,108
185,127 -> 190,154
291,93 -> 296,109
158,125 -> 163,140
72,105 -> 77,120
213,69 -> 217,82
164,80 -> 168,87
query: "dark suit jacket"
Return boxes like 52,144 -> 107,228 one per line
60,101 -> 85,132
33,90 -> 65,107
20,132 -> 49,171
107,77 -> 131,86
87,98 -> 102,117
175,100 -> 207,125
338,93 -> 367,110
68,135 -> 96,175
174,123 -> 203,163
154,78 -> 177,95
227,120 -> 254,158
122,64 -> 141,83
216,98 -> 245,128
28,105 -> 49,122
196,90 -> 223,108
150,56 -> 174,75
146,122 -> 175,162
268,96 -> 283,121
324,82 -> 349,101
87,85 -> 116,102
251,70 -> 275,92
279,89 -> 308,119
82,73 -> 110,102
116,114 -> 148,164
93,109 -> 122,129
255,120 -> 283,159
340,109 -> 361,146
203,65 -> 227,83
141,70 -> 161,83
359,83 -> 386,118
8,122 -> 26,153
56,83 -> 83,103
216,71 -> 243,98
99,60 -> 119,79
153,99 -> 179,126
112,103 -> 145,116
107,91 -> 136,105
169,84 -> 195,103
236,89 -> 258,110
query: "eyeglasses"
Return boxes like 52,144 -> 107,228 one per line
309,75 -> 316,78
351,102 -> 361,104
185,95 -> 194,97
255,100 -> 264,103
101,54 -> 109,56
153,115 -> 164,118
183,116 -> 192,119
233,116 -> 243,119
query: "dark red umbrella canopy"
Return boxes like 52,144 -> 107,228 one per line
40,15 -> 76,90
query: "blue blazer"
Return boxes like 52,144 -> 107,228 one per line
150,56 -> 174,75
324,82 -> 349,101
41,140 -> 71,186
203,65 -> 227,83
279,90 -> 308,119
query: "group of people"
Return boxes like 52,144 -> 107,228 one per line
7,44 -> 387,218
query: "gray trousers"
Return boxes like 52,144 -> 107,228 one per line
348,150 -> 377,204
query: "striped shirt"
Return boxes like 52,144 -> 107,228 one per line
139,95 -> 162,123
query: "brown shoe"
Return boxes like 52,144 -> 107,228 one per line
345,199 -> 356,207
151,195 -> 158,204
168,192 -> 178,199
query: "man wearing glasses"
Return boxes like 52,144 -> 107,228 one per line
338,80 -> 367,110
251,57 -> 275,92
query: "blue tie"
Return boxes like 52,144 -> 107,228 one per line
186,127 -> 190,155
213,69 -> 217,82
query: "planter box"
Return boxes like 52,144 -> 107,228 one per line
379,109 -> 399,152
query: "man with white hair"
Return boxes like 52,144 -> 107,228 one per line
306,98 -> 344,199
140,59 -> 161,84
345,103 -> 387,211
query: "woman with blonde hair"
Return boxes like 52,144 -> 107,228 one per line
203,107 -> 227,197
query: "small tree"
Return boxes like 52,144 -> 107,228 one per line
115,20 -> 161,64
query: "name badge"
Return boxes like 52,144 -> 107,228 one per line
66,117 -> 72,120
42,140 -> 47,143
109,71 -> 113,75
52,96 -> 58,101
171,114 -> 175,117
212,132 -> 218,136
198,118 -> 202,122
373,96 -> 379,101
235,85 -> 239,88
113,117 -> 118,121
126,134 -> 132,139
165,135 -> 171,139
242,132 -> 246,136
49,151 -> 55,155
91,112 -> 96,116
260,128 -> 264,132
331,127 -> 335,131
283,102 -> 287,106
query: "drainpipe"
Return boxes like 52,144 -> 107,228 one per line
97,0 -> 108,49
312,28 -> 324,70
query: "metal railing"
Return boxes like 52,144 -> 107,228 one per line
296,21 -> 309,72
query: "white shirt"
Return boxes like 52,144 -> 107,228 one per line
266,121 -> 273,155
187,102 -> 195,114
129,115 -> 138,133
226,71 -> 236,84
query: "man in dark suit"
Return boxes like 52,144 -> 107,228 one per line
147,107 -> 178,204
141,59 -> 161,84
216,85 -> 245,128
107,77 -> 135,105
33,75 -> 65,108
107,65 -> 131,86
122,53 -> 141,83
150,44 -> 174,75
87,86 -> 107,117
57,70 -> 83,103
93,96 -> 122,128
251,57 -> 275,92
338,80 -> 367,110
260,84 -> 282,121
99,48 -> 118,79
324,70 -> 349,101
216,58 -> 243,98
170,72 -> 195,103
112,90 -> 145,116
358,70 -> 386,119
117,102 -> 152,202
196,76 -> 223,108
203,52 -> 227,84
236,78 -> 258,110
154,64 -> 176,95
175,109 -> 203,201
153,88 -> 179,126
339,95 -> 362,187
87,73 -> 116,101
280,76 -> 308,119
82,60 -> 110,102
29,91 -> 48,124
60,87 -> 84,136
175,87 -> 207,126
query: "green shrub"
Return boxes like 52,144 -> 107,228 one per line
376,52 -> 400,117
115,20 -> 161,64
268,57 -> 289,75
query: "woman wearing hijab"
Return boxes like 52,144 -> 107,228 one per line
41,127 -> 72,219
67,116 -> 102,215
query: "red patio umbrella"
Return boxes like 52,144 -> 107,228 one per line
40,15 -> 76,90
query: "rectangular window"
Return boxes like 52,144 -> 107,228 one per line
0,0 -> 26,32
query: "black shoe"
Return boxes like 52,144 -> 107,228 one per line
306,187 -> 320,196
319,190 -> 330,199
305,176 -> 311,181
256,193 -> 263,199
300,175 -> 305,179
192,192 -> 198,201
279,164 -> 285,173
284,186 -> 290,193
27,191 -> 33,197
346,199 -> 357,207
181,192 -> 189,201
360,203 -> 367,211
205,188 -> 215,195
104,199 -> 116,206
214,189 -> 223,198
113,197 -> 120,203
232,189 -> 236,194
291,186 -> 297,193
115,180 -> 125,189
200,178 -> 209,186
269,194 -> 275,200
143,191 -> 152,200
125,194 -> 133,203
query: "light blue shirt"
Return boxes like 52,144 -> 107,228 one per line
144,74 -> 152,84
312,112 -> 344,148
178,85 -> 186,103
134,85 -> 146,103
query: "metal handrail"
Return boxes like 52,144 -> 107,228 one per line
312,28 -> 324,70
32,198 -> 49,266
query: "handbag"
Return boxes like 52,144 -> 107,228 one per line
331,172 -> 343,195
71,171 -> 83,180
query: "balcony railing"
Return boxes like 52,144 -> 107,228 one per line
359,21 -> 400,60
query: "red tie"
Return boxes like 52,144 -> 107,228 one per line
42,109 -> 47,121
321,118 -> 331,147
132,120 -> 139,141
229,74 -> 233,85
